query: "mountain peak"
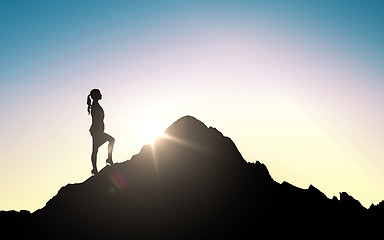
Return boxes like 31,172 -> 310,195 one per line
162,115 -> 244,164
164,115 -> 212,140
2,115 -> 383,238
165,115 -> 207,132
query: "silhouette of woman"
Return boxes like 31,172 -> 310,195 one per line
87,89 -> 115,175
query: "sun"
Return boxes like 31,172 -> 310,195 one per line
139,119 -> 165,144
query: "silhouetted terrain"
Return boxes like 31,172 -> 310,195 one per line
1,116 -> 383,238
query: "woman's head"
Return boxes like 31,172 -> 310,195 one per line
87,89 -> 102,114
90,89 -> 102,100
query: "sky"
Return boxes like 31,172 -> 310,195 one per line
1,0 -> 384,211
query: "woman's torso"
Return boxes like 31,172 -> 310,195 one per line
90,102 -> 105,133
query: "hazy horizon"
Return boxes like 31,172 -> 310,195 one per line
1,1 -> 384,211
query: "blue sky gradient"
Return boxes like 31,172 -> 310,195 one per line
1,0 -> 384,211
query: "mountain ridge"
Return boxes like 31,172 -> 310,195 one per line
1,115 -> 383,238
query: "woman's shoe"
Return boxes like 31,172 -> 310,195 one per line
106,158 -> 114,165
91,169 -> 98,175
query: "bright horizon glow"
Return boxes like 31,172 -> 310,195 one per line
1,1 -> 384,211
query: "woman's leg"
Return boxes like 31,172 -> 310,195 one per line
103,133 -> 115,164
91,139 -> 100,174
91,132 -> 115,173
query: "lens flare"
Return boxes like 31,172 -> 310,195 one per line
109,170 -> 127,191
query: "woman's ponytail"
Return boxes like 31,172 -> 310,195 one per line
87,94 -> 92,115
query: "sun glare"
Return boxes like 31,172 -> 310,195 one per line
139,120 -> 165,144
